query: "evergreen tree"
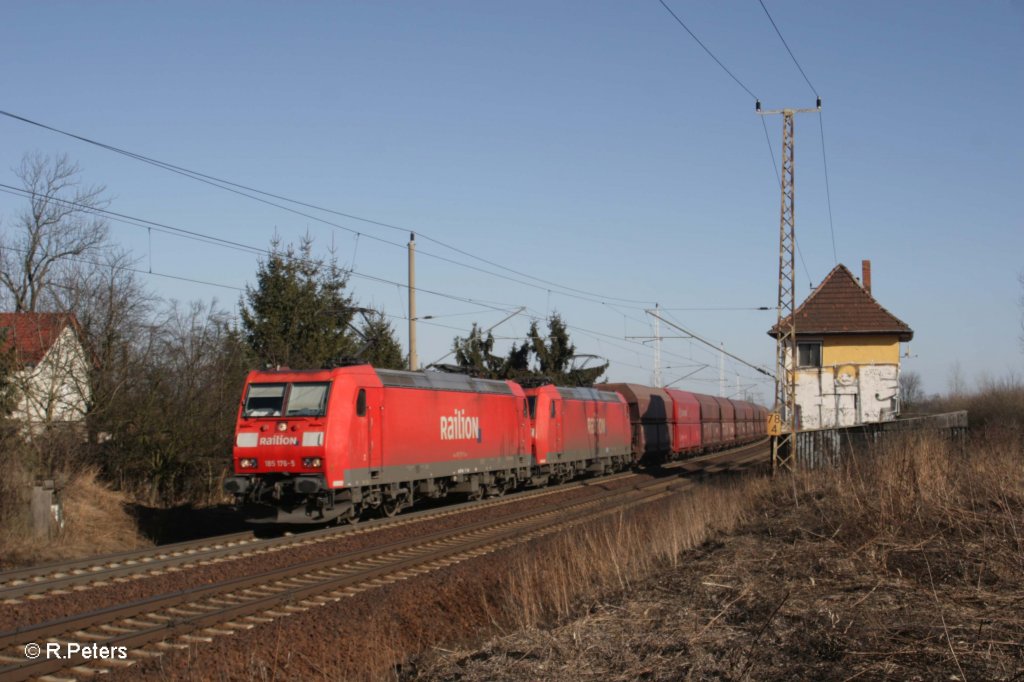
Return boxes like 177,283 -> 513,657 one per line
356,311 -> 405,369
529,314 -> 574,376
452,323 -> 503,378
528,313 -> 607,386
450,313 -> 606,386
239,236 -> 358,369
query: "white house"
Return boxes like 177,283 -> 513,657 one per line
0,312 -> 91,433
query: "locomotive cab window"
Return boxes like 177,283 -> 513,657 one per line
244,382 -> 330,418
243,384 -> 285,417
285,383 -> 330,417
356,389 -> 367,417
550,401 -> 556,418
527,396 -> 536,419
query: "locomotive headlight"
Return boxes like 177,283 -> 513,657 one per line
239,458 -> 259,469
302,457 -> 323,468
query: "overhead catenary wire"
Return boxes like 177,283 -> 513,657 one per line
649,309 -> 773,376
654,0 -> 815,287
0,184 -> 520,315
0,109 -> 658,309
0,182 -> 712,383
818,111 -> 838,265
757,0 -> 818,97
0,241 -> 524,344
655,0 -> 759,100
756,0 -> 838,266
0,32 -> 780,385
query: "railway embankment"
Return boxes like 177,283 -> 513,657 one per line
408,429 -> 1024,681
99,452 -> 767,681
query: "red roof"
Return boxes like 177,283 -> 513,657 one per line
768,264 -> 913,341
0,312 -> 82,365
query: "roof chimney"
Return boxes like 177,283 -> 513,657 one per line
862,260 -> 872,295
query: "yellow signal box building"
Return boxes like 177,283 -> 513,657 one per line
768,261 -> 913,429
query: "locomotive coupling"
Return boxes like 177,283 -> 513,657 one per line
223,476 -> 252,495
293,475 -> 326,494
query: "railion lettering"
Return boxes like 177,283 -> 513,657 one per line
440,409 -> 481,442
258,435 -> 299,446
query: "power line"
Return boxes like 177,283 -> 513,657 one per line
653,309 -> 772,376
660,305 -> 771,311
0,109 -> 658,309
653,0 -> 816,286
0,184 -> 519,315
655,0 -> 759,101
755,2 -> 838,267
757,0 -> 819,96
818,111 -> 838,265
0,241 -> 529,347
0,179 -> 753,386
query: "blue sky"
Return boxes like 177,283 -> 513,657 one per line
1,1 -> 1022,399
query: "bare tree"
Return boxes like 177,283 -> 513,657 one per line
948,360 -> 967,397
0,153 -> 110,312
100,299 -> 249,505
51,248 -> 158,439
899,370 -> 924,412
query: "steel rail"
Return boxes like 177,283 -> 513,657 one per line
0,471 -> 635,602
0,439 -> 767,602
0,471 -> 706,681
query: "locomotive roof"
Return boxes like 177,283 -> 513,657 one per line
555,386 -> 623,403
376,368 -> 514,395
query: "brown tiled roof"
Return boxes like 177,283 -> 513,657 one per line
0,312 -> 81,366
767,264 -> 913,341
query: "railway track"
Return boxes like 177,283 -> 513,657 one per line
0,441 -> 768,681
0,471 -> 702,680
0,440 -> 767,605
0,472 -> 633,604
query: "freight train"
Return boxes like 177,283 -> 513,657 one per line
222,364 -> 768,524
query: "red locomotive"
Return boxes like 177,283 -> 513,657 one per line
524,384 -> 632,481
224,365 -> 768,524
224,365 -> 531,524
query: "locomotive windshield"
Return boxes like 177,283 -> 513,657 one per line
285,383 -> 330,416
243,382 -> 330,417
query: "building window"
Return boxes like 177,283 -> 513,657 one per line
797,342 -> 822,368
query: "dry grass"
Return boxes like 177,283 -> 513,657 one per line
495,476 -> 766,632
412,430 -> 1024,681
0,436 -> 34,567
108,425 -> 1023,680
0,462 -> 148,569
129,474 -> 767,682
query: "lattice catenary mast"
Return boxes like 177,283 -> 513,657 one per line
758,98 -> 820,472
